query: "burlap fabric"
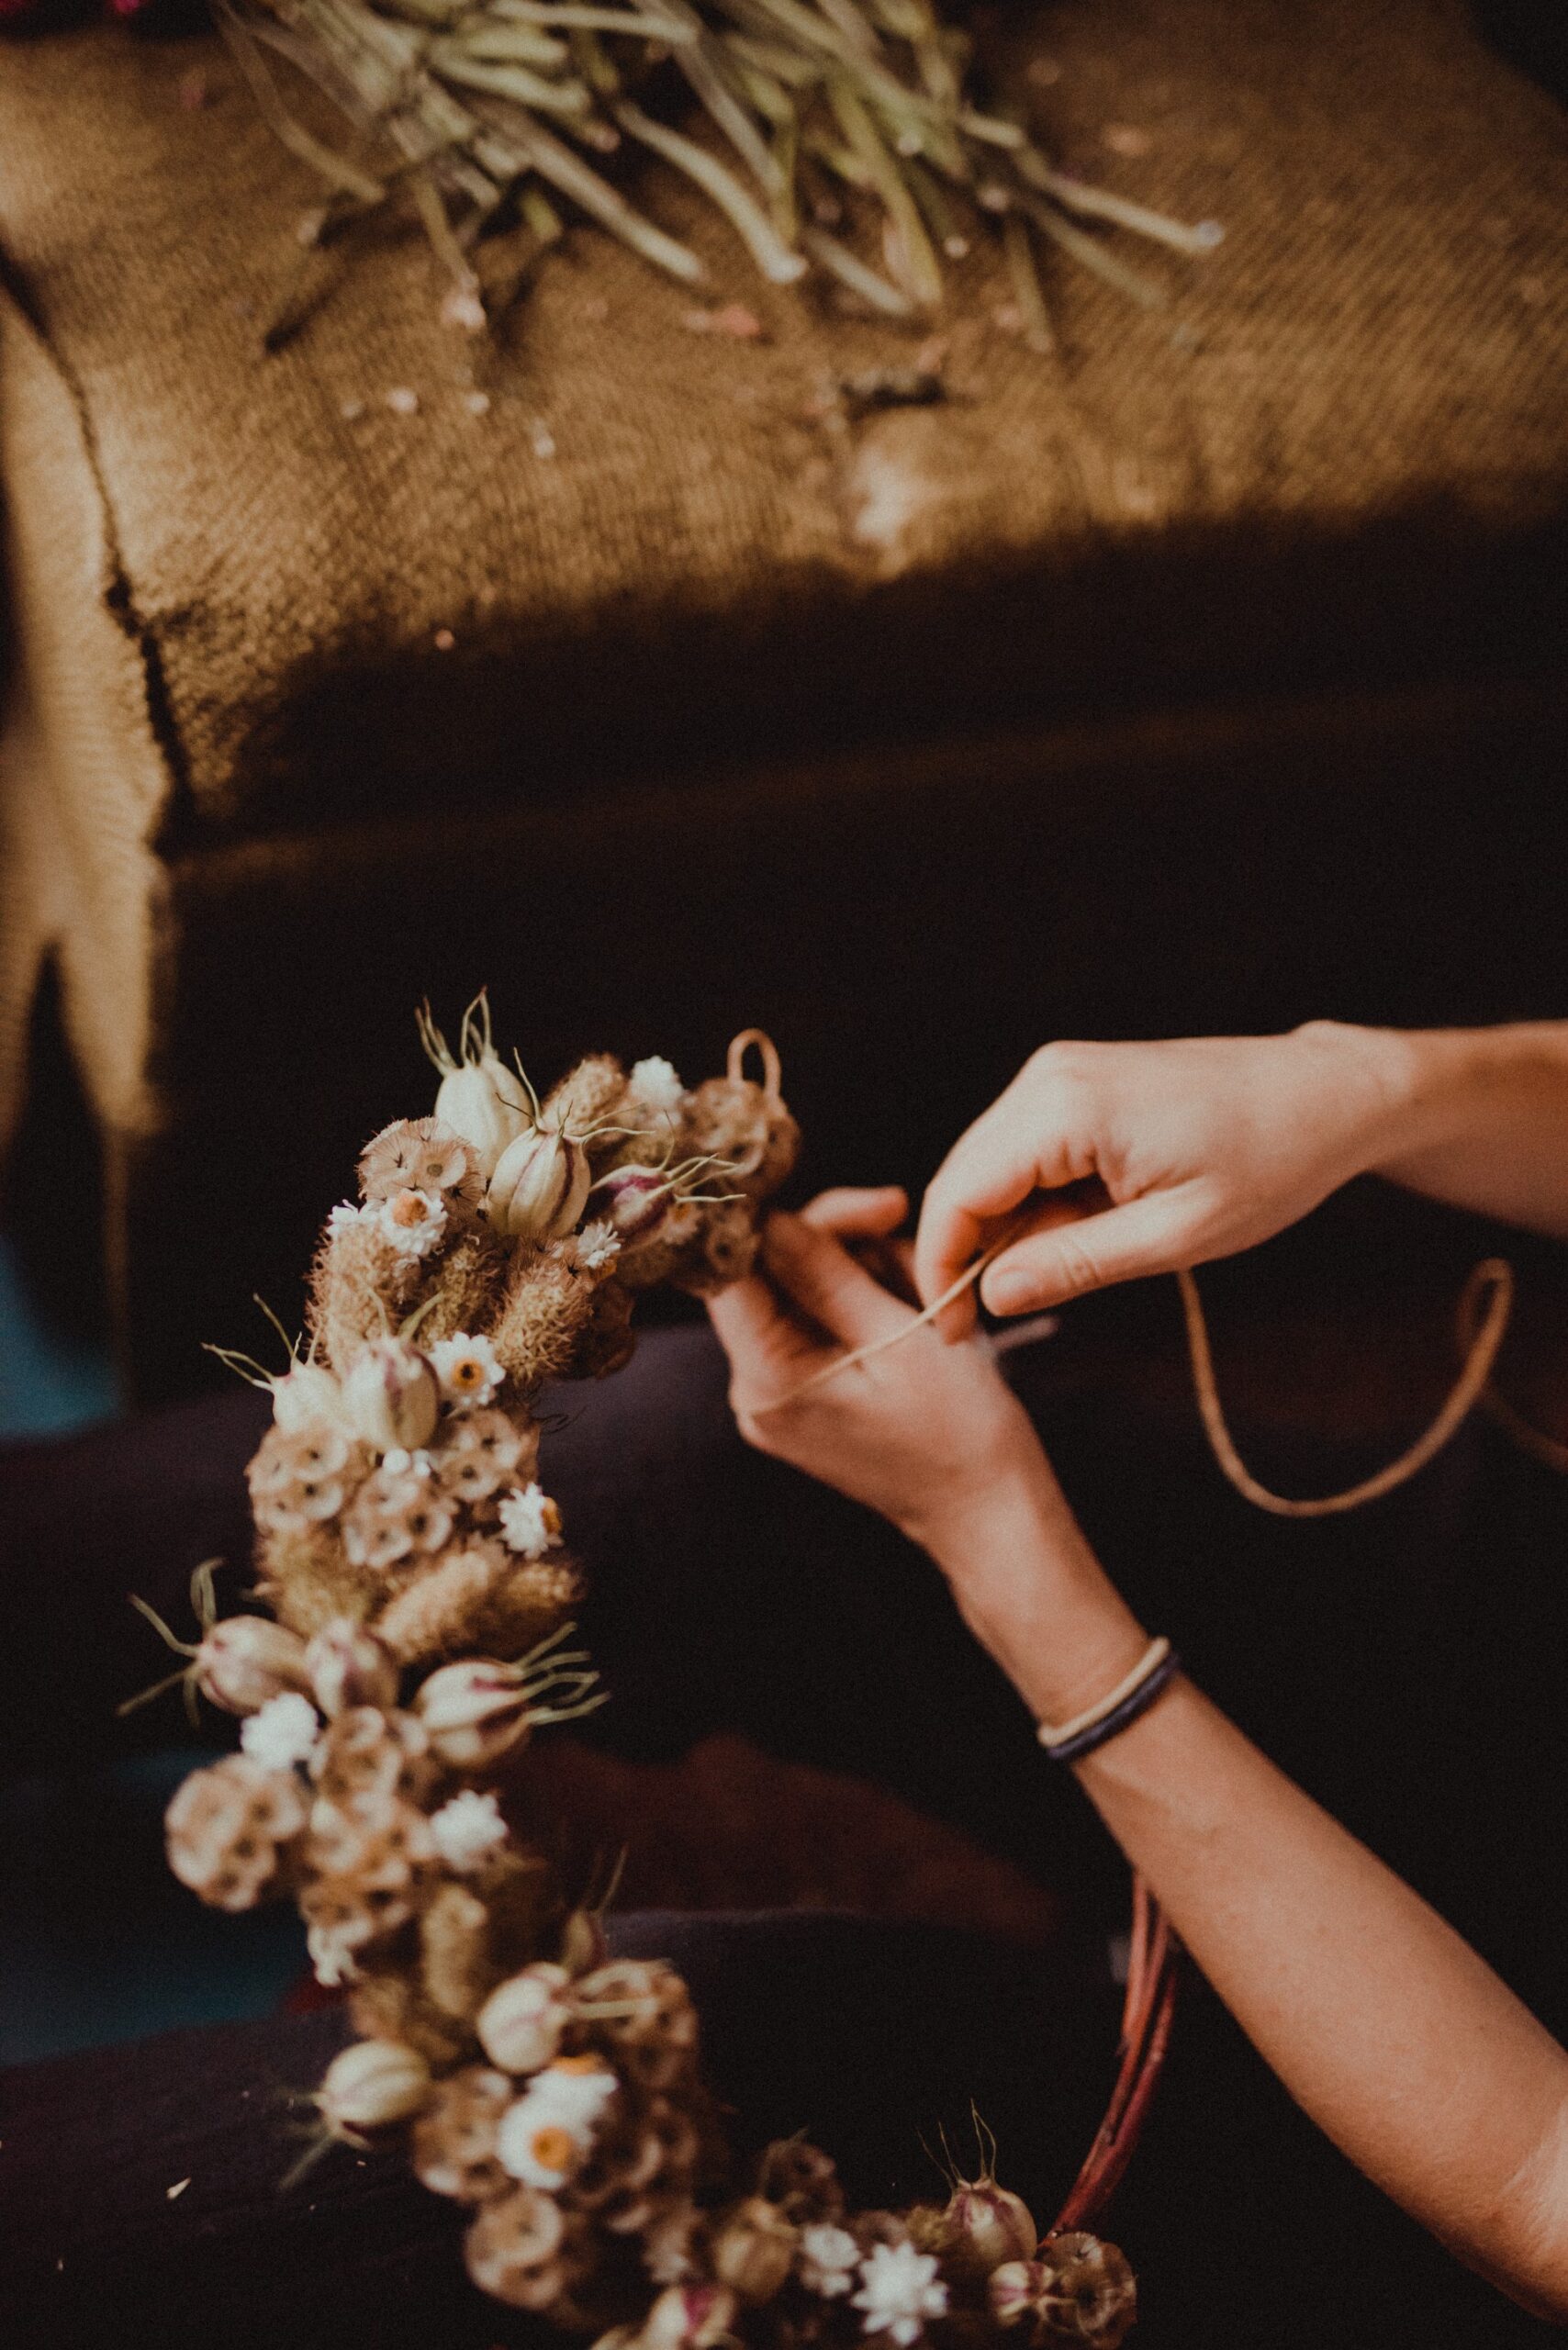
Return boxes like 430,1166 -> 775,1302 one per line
2,0 -> 1567,1393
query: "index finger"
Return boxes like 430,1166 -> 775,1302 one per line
914,1119 -> 1047,1337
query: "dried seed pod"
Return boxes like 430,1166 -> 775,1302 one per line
642,2281 -> 739,2350
342,1339 -> 441,1454
248,1422 -> 359,1535
411,2064 -> 516,2202
301,1801 -> 436,1986
575,1960 -> 700,2090
165,1755 -> 308,1911
488,1250 -> 597,1388
543,1054 -> 627,1142
420,1878 -> 498,2020
464,2186 -> 583,2310
195,1617 -> 311,1715
487,1126 -> 593,1243
941,2180 -> 1037,2279
415,1658 -> 534,1770
310,1211 -> 423,1373
360,1116 -> 482,1208
711,2194 -> 799,2303
318,2038 -> 431,2143
476,1962 -> 574,2074
756,2138 -> 846,2227
988,2237 -> 1137,2348
313,1704 -> 434,1808
270,1360 -> 352,1437
306,1618 -> 399,1717
434,1062 -> 530,1180
433,1408 -> 535,1503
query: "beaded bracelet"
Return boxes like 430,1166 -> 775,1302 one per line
1036,1639 -> 1181,1764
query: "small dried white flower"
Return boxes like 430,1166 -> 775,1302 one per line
800,2225 -> 860,2299
572,1221 -> 621,1275
430,1332 -> 505,1409
629,1057 -> 686,1113
386,385 -> 420,416
431,1789 -> 509,1873
852,2244 -> 948,2345
328,1201 -> 369,1235
241,1691 -> 321,1772
374,1188 -> 448,1259
497,1483 -> 563,1561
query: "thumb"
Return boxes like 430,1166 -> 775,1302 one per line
979,1191 -> 1194,1315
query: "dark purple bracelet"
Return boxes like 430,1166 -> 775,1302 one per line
1036,1640 -> 1182,1764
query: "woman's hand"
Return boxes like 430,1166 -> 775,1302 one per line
915,1023 -> 1417,1336
706,1185 -> 1042,1559
706,1185 -> 1148,1717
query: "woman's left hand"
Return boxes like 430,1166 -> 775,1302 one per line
705,1186 -> 1047,1560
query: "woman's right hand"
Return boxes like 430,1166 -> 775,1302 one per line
915,1022 -> 1417,1335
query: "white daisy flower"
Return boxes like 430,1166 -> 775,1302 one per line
496,2064 -> 617,2188
430,1789 -> 508,1873
629,1056 -> 686,1113
800,2224 -> 860,2299
241,1691 -> 321,1773
429,1331 -> 505,1409
572,1220 -> 622,1275
497,1482 -> 563,1560
327,1201 -> 368,1236
852,2243 -> 948,2346
374,1188 -> 447,1259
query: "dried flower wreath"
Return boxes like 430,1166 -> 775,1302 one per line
218,0 -> 1220,347
140,1002 -> 1159,2349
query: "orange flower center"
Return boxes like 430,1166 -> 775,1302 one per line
389,1192 -> 431,1227
531,2125 -> 577,2171
454,1359 -> 484,1388
552,2054 -> 604,2076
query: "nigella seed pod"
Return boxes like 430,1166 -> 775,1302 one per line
271,1360 -> 351,1436
318,2039 -> 432,2144
434,1063 -> 530,1179
711,2196 -> 799,2303
942,2180 -> 1037,2278
342,1338 -> 440,1453
306,1619 -> 399,1717
642,2283 -> 740,2350
195,1617 -> 311,1716
486,1127 -> 592,1244
587,1166 -> 670,1244
414,1659 -> 532,1769
476,1964 -> 574,2074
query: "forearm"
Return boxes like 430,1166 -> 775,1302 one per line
930,1469 -> 1568,2318
1319,1018 -> 1568,1238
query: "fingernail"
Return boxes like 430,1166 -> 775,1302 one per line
985,1269 -> 1035,1314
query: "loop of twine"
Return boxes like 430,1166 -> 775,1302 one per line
726,1026 -> 782,1099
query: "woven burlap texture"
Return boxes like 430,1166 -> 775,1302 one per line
1,0 -> 1567,1158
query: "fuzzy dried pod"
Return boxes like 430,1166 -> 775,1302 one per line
415,1657 -> 536,1770
756,2139 -> 846,2227
432,1408 -> 536,1503
487,1250 -> 596,1389
195,1616 -> 311,1715
318,2038 -> 431,2143
641,2281 -> 740,2350
360,1116 -> 483,1208
684,1074 -> 801,1198
941,2181 -> 1037,2280
312,1702 -> 434,1808
165,1756 -> 308,1911
685,1199 -> 763,1294
574,1960 -> 700,2092
487,1126 -> 593,1243
309,1213 -> 424,1372
711,2195 -> 799,2303
464,2187 -> 588,2311
411,2064 -> 516,2202
306,1618 -> 400,1717
568,1277 -> 636,1382
247,1421 -> 361,1535
348,1967 -> 473,2069
543,1055 -> 627,1146
409,1221 -> 510,1348
373,1542 -> 508,1668
988,2239 -> 1136,2348
476,1961 -> 574,2073
420,1878 -> 501,2020
257,1519 -> 386,1639
342,1338 -> 441,1454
